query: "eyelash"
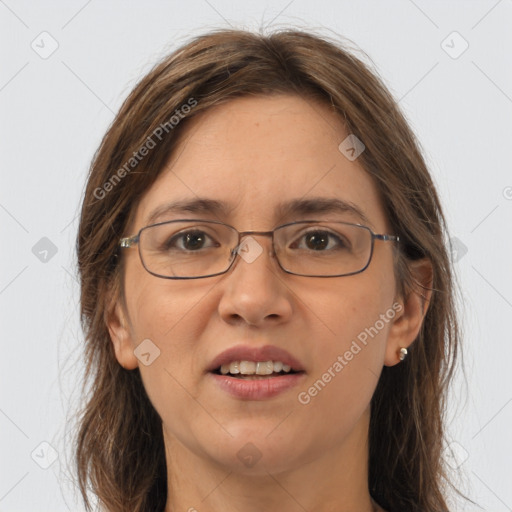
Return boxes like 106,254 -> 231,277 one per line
166,228 -> 348,251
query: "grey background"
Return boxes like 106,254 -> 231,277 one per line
1,0 -> 511,510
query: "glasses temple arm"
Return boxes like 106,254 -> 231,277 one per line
119,235 -> 139,248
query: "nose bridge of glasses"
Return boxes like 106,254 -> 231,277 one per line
238,230 -> 274,240
233,229 -> 276,258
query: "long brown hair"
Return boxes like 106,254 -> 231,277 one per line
75,27 -> 462,512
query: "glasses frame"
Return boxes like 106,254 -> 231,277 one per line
118,218 -> 400,279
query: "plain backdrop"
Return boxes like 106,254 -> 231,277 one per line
1,1 -> 511,510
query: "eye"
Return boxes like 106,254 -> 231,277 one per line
292,229 -> 349,251
165,229 -> 219,251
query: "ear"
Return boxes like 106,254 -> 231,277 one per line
106,294 -> 139,370
384,258 -> 433,366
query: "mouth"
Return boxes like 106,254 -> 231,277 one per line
206,344 -> 306,399
211,360 -> 304,380
209,369 -> 306,400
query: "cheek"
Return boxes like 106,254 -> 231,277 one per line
303,263 -> 396,406
310,262 -> 395,352
123,276 -> 210,441
123,269 -> 214,395
125,262 -> 207,344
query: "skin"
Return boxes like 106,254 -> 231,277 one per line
107,95 -> 431,512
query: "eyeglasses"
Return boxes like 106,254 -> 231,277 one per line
118,218 -> 399,279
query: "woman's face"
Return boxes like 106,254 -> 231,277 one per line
110,94 -> 406,475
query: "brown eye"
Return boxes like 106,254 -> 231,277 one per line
165,230 -> 217,251
292,229 -> 349,252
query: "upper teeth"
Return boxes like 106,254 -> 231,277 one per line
220,360 -> 292,375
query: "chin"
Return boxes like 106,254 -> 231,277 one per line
202,423 -> 307,475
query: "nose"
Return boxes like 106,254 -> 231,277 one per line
217,234 -> 293,327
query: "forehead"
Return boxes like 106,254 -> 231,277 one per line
134,95 -> 389,232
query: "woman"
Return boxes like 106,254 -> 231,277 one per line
75,28 -> 461,512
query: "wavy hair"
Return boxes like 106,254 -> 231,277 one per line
75,27 -> 462,512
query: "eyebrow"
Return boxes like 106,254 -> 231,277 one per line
146,196 -> 372,227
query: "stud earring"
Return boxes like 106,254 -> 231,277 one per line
398,347 -> 408,361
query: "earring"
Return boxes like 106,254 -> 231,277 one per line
398,347 -> 408,361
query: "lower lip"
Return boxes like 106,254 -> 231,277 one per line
209,372 -> 306,400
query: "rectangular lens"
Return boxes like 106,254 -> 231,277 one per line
140,221 -> 233,277
278,221 -> 371,276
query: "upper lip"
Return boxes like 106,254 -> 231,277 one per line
207,344 -> 305,373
